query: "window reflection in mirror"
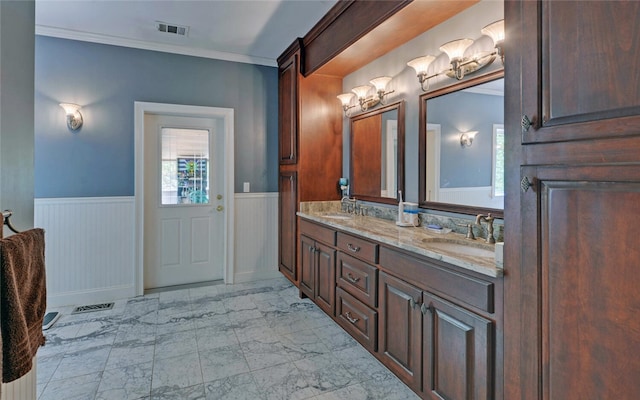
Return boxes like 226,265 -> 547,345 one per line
350,101 -> 405,205
419,71 -> 504,217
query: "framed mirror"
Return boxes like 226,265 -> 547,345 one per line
418,70 -> 504,218
350,100 -> 405,205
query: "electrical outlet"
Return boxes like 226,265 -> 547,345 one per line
243,182 -> 250,193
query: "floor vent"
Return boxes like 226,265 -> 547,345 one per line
71,302 -> 114,314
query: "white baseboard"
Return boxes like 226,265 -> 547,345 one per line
46,285 -> 136,309
233,270 -> 282,284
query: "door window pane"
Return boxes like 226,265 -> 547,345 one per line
161,128 -> 209,205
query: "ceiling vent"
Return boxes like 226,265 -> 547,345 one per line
156,21 -> 189,37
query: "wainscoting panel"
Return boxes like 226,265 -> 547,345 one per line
35,194 -> 279,306
233,193 -> 280,283
0,358 -> 36,400
34,197 -> 136,307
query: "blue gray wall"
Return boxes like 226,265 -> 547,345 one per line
428,90 -> 503,187
35,36 -> 278,198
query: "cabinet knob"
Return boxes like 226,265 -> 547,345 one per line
409,298 -> 417,309
421,303 -> 431,315
521,114 -> 534,132
521,176 -> 533,193
344,312 -> 359,324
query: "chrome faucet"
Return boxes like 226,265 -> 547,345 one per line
341,196 -> 357,214
475,213 -> 496,244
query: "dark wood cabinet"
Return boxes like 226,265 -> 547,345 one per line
422,292 -> 493,400
336,286 -> 377,351
518,1 -> 640,145
278,41 -> 299,165
298,221 -> 336,316
378,271 -> 423,391
277,39 -> 342,288
278,170 -> 297,282
505,1 -> 640,399
299,234 -> 315,297
336,252 -> 378,308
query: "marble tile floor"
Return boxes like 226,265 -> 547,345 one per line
37,276 -> 419,400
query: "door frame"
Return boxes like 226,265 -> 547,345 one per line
134,102 -> 235,295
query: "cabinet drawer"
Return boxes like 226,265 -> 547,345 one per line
379,247 -> 495,313
336,252 -> 378,308
300,219 -> 336,246
337,232 -> 378,264
335,287 -> 377,352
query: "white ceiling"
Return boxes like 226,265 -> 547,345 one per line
35,0 -> 338,66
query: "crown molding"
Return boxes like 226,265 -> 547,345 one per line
35,25 -> 278,67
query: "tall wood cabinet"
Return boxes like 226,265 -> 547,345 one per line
505,1 -> 640,398
277,39 -> 342,286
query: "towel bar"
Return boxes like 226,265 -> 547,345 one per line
1,210 -> 20,238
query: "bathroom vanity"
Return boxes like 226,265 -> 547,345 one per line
297,205 -> 503,400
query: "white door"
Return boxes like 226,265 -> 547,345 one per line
143,114 -> 225,289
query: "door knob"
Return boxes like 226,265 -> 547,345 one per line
216,205 -> 224,212
217,194 -> 223,200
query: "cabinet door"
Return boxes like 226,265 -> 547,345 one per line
278,170 -> 297,283
378,271 -> 422,390
422,292 -> 493,400
299,235 -> 316,299
278,51 -> 298,164
516,165 -> 640,400
520,1 -> 640,144
314,241 -> 336,316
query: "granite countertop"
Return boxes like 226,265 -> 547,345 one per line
297,210 -> 504,278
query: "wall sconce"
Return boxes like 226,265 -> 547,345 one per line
460,131 -> 478,147
337,76 -> 395,116
408,19 -> 505,90
59,103 -> 83,130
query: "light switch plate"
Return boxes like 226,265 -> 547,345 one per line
243,182 -> 250,192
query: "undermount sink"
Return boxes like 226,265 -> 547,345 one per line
321,213 -> 353,220
421,237 -> 495,258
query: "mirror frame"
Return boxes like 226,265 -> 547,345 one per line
350,100 -> 405,205
418,69 -> 504,218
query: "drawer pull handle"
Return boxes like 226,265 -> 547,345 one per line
346,273 -> 361,283
347,243 -> 361,253
345,312 -> 359,324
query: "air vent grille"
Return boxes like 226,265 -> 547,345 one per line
71,302 -> 114,314
156,21 -> 189,37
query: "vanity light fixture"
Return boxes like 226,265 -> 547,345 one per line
337,93 -> 357,116
337,76 -> 395,116
440,38 -> 475,80
481,19 -> 505,64
59,103 -> 83,130
460,131 -> 478,147
408,19 -> 505,90
407,55 -> 437,91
